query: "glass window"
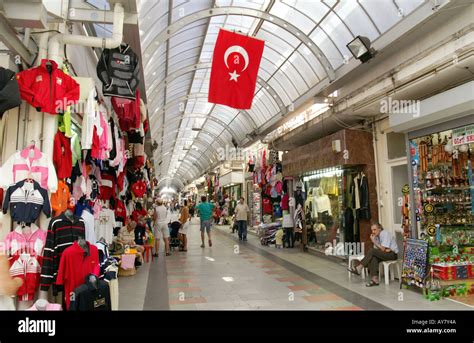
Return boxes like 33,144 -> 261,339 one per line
335,1 -> 379,40
359,0 -> 400,34
310,27 -> 343,69
320,12 -> 354,58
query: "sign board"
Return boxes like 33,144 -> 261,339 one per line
452,124 -> 474,146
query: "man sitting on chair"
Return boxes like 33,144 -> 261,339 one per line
348,222 -> 399,287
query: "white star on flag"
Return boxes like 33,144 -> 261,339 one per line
229,70 -> 240,82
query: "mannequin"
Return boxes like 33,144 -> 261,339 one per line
34,299 -> 48,311
88,274 -> 98,289
77,237 -> 89,255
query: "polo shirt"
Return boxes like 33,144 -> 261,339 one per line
40,213 -> 86,292
55,241 -> 99,310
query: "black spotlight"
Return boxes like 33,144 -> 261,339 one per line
347,36 -> 375,63
232,137 -> 238,149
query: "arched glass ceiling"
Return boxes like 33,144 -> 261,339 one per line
138,0 -> 425,190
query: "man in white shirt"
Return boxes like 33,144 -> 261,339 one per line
153,199 -> 170,257
348,222 -> 399,286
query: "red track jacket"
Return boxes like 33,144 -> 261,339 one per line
16,59 -> 79,115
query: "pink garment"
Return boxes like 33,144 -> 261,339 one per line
93,200 -> 103,220
99,112 -> 109,160
27,303 -> 62,311
3,225 -> 47,256
275,181 -> 283,194
0,147 -> 58,191
121,254 -> 136,270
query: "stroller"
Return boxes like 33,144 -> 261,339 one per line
168,221 -> 184,251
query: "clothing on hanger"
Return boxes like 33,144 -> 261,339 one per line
56,242 -> 100,310
2,179 -> 51,223
16,59 -> 79,114
0,146 -> 58,192
39,212 -> 86,294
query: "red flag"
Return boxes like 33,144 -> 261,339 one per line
208,29 -> 265,110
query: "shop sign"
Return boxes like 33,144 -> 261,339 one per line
452,124 -> 474,146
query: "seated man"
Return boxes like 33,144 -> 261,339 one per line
348,222 -> 399,286
117,221 -> 145,262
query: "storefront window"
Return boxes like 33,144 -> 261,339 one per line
302,166 -> 365,256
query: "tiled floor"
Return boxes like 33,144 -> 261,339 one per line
119,217 -> 472,310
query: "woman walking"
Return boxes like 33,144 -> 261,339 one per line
178,200 -> 190,251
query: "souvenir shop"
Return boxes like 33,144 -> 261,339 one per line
399,112 -> 474,303
0,41 -> 153,311
282,128 -> 378,256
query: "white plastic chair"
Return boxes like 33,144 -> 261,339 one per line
379,260 -> 401,285
348,255 -> 368,279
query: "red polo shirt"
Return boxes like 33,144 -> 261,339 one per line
55,241 -> 99,310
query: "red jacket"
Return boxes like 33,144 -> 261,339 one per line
114,199 -> 127,225
16,59 -> 80,115
131,180 -> 147,198
55,241 -> 99,310
112,89 -> 140,132
53,131 -> 72,179
99,173 -> 116,201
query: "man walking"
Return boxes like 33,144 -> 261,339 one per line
234,197 -> 250,241
153,199 -> 170,257
196,195 -> 214,248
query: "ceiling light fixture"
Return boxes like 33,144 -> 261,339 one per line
346,36 -> 376,63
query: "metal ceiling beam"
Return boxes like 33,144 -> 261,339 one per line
142,6 -> 335,82
158,128 -> 227,151
157,0 -> 173,177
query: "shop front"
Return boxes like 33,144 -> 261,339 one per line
282,128 -> 378,257
390,81 -> 474,303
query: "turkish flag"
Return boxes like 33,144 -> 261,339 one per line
208,29 -> 265,110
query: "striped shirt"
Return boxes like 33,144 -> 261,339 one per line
39,213 -> 85,292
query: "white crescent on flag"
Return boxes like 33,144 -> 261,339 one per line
224,45 -> 249,72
